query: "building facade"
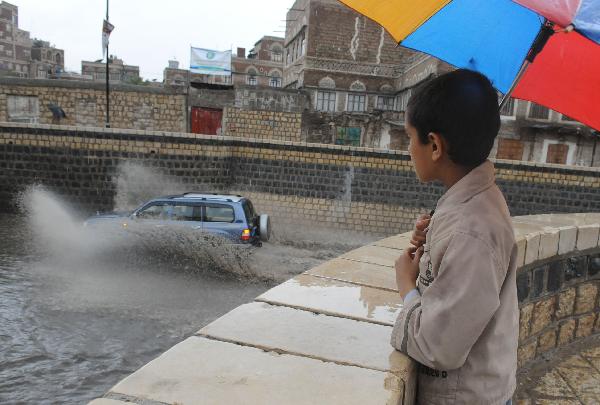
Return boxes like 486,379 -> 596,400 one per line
82,57 -> 140,84
0,2 -> 64,79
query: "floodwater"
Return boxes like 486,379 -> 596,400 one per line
0,184 -> 380,404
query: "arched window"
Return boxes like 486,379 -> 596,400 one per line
269,70 -> 282,87
247,68 -> 257,85
271,44 -> 283,62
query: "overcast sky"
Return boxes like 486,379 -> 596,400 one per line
15,0 -> 291,80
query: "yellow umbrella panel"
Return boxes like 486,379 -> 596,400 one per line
337,0 -> 451,43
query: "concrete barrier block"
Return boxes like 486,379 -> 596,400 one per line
577,224 -> 600,251
341,245 -> 400,268
525,232 -> 541,265
539,229 -> 560,260
558,226 -> 578,255
516,237 -> 526,268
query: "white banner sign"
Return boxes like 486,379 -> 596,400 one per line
190,47 -> 231,76
102,19 -> 114,56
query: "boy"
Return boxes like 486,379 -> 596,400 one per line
391,69 -> 518,405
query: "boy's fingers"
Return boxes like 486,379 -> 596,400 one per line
413,246 -> 425,263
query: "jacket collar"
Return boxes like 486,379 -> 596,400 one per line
435,160 -> 496,212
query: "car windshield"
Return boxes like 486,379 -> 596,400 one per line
137,203 -> 169,219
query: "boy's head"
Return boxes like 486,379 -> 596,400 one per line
405,69 -> 500,181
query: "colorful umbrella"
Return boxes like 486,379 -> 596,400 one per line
338,0 -> 600,131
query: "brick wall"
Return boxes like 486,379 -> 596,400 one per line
0,77 -> 186,132
1,123 -> 599,235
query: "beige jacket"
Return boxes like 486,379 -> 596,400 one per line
391,160 -> 519,405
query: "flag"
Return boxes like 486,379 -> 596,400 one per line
190,47 -> 232,76
102,19 -> 114,56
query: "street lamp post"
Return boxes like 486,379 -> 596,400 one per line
105,0 -> 110,128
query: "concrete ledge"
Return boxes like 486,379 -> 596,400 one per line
90,213 -> 600,404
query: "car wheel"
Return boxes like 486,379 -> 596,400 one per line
259,214 -> 271,242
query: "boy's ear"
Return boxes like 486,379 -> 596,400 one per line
428,132 -> 444,162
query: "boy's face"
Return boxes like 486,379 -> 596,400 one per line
406,120 -> 435,183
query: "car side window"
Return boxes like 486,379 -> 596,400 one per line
242,201 -> 255,226
171,204 -> 202,221
205,204 -> 235,223
137,203 -> 169,220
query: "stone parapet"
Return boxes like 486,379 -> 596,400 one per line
88,213 -> 600,404
1,123 -> 600,234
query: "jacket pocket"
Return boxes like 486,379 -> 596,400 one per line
417,363 -> 460,402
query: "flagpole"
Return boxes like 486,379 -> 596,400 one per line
105,0 -> 110,128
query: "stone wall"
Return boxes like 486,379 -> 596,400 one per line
223,108 -> 302,142
1,123 -> 599,236
0,77 -> 186,132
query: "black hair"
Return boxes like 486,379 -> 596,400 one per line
406,69 -> 501,168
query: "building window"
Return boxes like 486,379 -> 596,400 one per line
336,127 -> 361,146
528,102 -> 550,120
316,90 -> 336,112
397,90 -> 411,112
271,51 -> 282,62
500,97 -> 516,117
269,76 -> 281,88
546,143 -> 569,164
7,95 -> 40,123
376,96 -> 395,111
247,75 -> 257,85
347,94 -> 366,112
300,33 -> 306,56
495,138 -> 524,161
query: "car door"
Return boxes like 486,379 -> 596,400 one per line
169,202 -> 203,230
201,203 -> 239,241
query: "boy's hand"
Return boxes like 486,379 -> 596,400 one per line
395,246 -> 423,299
410,214 -> 430,248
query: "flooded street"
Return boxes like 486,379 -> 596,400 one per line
0,188 -> 380,404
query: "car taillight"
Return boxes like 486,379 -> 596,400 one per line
241,229 -> 251,241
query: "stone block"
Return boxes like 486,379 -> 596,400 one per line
517,340 -> 537,368
256,274 -> 402,326
109,337 -> 399,405
519,303 -> 534,342
589,254 -> 600,279
558,226 -> 578,255
199,302 -> 413,384
576,224 -> 600,251
530,296 -> 556,335
576,314 -> 596,338
565,256 -> 587,282
516,237 -> 526,268
575,283 -> 598,314
524,232 -> 541,265
538,229 -> 559,260
556,288 -> 576,319
531,265 -> 547,298
546,261 -> 563,292
517,271 -> 531,302
558,319 -> 576,346
537,329 -> 557,353
306,258 -> 397,291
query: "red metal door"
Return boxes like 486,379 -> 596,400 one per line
191,107 -> 223,135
